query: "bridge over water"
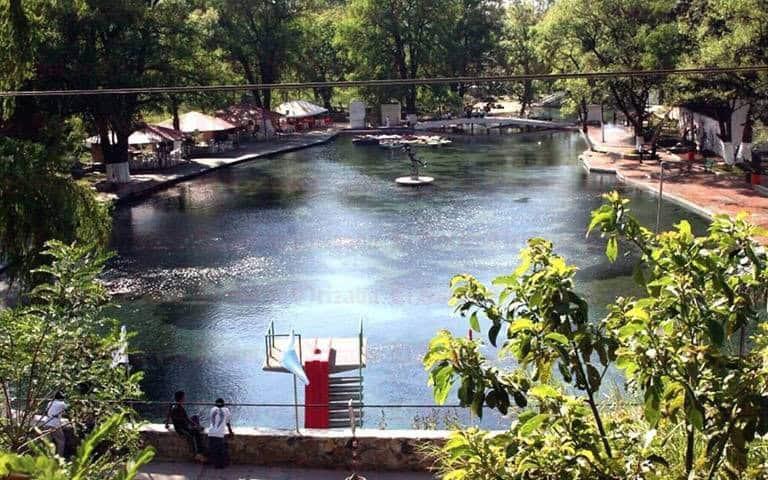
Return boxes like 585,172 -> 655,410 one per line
414,115 -> 566,131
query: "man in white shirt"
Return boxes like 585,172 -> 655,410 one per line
42,391 -> 67,456
207,398 -> 234,469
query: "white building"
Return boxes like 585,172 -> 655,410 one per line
672,101 -> 751,164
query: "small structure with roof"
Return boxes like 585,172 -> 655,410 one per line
215,102 -> 283,140
157,111 -> 238,155
87,124 -> 185,171
276,100 -> 331,131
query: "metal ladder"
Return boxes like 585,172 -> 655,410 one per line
328,375 -> 363,428
328,320 -> 365,428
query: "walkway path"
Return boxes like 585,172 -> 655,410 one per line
103,130 -> 338,204
415,116 -> 561,131
138,462 -> 434,480
581,125 -> 768,233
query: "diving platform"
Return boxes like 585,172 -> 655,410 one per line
263,323 -> 367,374
263,321 -> 368,429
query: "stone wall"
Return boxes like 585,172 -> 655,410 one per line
141,425 -> 449,471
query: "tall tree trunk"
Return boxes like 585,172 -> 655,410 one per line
239,57 -> 262,107
406,53 -> 418,115
262,89 -> 272,112
170,96 -> 180,131
717,107 -> 735,165
738,106 -> 754,165
260,58 -> 276,111
520,80 -> 533,116
102,135 -> 130,165
406,88 -> 417,115
318,87 -> 333,112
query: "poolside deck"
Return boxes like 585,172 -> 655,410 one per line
95,129 -> 339,204
264,336 -> 367,374
582,125 -> 768,237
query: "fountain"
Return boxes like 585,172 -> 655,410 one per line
395,145 -> 434,185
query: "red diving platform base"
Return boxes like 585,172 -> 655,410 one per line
304,339 -> 330,428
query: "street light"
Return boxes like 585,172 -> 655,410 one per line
656,161 -> 666,233
601,104 -> 605,144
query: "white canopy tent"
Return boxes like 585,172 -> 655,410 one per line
86,125 -> 184,146
157,111 -> 236,133
276,100 -> 328,119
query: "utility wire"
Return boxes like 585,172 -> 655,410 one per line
2,65 -> 767,98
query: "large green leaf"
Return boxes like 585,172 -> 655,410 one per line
518,413 -> 549,436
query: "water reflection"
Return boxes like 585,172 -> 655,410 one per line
108,132 -> 707,428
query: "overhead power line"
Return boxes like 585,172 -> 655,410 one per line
1,65 -> 767,98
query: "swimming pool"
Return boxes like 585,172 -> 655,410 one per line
107,131 -> 707,428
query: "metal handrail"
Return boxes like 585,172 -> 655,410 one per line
73,399 -> 463,408
264,324 -> 303,367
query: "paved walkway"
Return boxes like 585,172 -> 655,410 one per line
102,129 -> 338,204
581,125 -> 768,234
137,462 -> 434,480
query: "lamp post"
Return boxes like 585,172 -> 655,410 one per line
601,104 -> 606,144
656,161 -> 666,234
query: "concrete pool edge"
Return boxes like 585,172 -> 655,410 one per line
580,152 -> 716,221
108,131 -> 341,205
140,424 -> 481,471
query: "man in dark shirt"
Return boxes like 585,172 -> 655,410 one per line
165,390 -> 205,461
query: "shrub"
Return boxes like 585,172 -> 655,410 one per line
425,192 -> 768,479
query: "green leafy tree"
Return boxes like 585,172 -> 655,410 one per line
213,0 -> 302,111
0,241 -> 143,458
538,0 -> 685,140
443,0 -> 507,99
22,0 -> 217,178
338,0 -> 455,114
292,5 -> 348,111
672,0 -> 768,163
0,134 -> 110,287
153,5 -> 240,130
503,0 -> 548,116
426,192 -> 768,479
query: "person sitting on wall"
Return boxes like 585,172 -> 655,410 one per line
165,390 -> 206,462
207,398 -> 234,469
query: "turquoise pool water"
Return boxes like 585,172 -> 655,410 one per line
107,131 -> 707,428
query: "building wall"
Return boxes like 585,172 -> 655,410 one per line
141,425 -> 448,471
350,101 -> 366,129
381,104 -> 402,126
673,102 -> 750,162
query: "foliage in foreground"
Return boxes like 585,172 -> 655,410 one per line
0,241 -> 144,474
0,413 -> 153,480
425,192 -> 768,479
0,135 -> 111,287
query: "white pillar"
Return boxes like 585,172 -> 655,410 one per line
737,142 -> 752,163
349,101 -> 366,129
721,141 -> 735,166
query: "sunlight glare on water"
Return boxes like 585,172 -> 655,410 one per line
107,131 -> 706,428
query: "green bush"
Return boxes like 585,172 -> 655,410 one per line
0,241 -> 145,476
0,413 -> 154,480
425,192 -> 768,479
